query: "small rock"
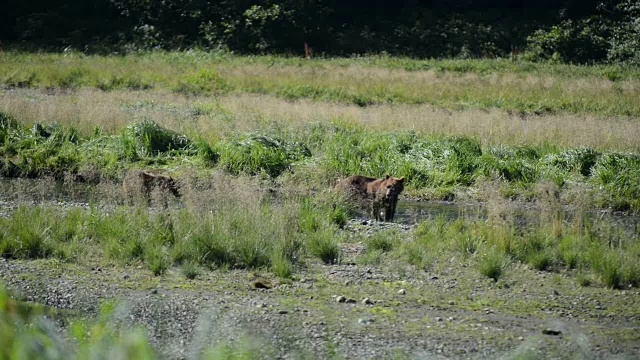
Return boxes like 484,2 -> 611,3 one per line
542,328 -> 562,336
430,276 -> 439,280
345,280 -> 352,286
151,289 -> 158,295
336,296 -> 347,303
518,336 -> 524,341
256,303 -> 266,308
448,300 -> 455,305
346,298 -> 357,304
278,310 -> 289,314
435,317 -> 443,322
361,297 -> 373,305
398,289 -> 406,295
122,274 -> 130,280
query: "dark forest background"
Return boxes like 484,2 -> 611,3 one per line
2,0 -> 639,64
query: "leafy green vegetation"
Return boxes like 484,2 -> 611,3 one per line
3,117 -> 640,211
0,192 -> 348,274
4,196 -> 637,287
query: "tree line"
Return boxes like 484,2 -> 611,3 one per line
1,0 -> 638,64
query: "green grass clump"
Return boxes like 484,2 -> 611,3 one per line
0,207 -> 65,259
322,128 -> 482,189
298,198 -> 343,264
181,261 -> 200,280
145,242 -> 170,276
0,119 -> 194,178
590,152 -> 640,211
544,148 -> 600,177
458,235 -> 483,257
527,251 -> 554,271
398,217 -> 449,270
479,252 -> 509,281
97,74 -> 152,91
270,251 -> 294,279
307,229 -> 340,264
219,134 -> 311,178
190,227 -> 234,269
173,67 -> 228,96
479,146 -> 540,184
366,231 -> 399,253
592,252 -> 624,289
0,194 -> 312,276
557,235 -> 585,269
121,119 -> 192,157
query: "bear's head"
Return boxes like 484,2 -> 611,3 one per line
383,176 -> 404,198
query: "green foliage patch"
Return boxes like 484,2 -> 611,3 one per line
2,117 -> 640,210
218,134 -> 310,178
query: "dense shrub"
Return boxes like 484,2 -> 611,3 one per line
590,152 -> 640,210
219,134 -> 311,178
121,120 -> 192,157
526,19 -> 610,64
544,148 -> 600,177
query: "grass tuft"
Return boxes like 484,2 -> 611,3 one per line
181,261 -> 200,280
479,252 -> 509,281
307,229 -> 340,264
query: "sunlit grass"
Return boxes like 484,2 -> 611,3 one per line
2,89 -> 639,152
2,52 -> 639,116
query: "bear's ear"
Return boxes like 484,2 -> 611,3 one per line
385,175 -> 390,180
398,177 -> 405,182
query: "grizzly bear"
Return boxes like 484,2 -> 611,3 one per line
123,170 -> 180,204
337,175 -> 405,221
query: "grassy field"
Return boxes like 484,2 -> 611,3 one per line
2,52 -> 640,358
2,51 -> 640,116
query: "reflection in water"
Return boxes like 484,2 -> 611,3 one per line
395,200 -> 639,240
396,201 -> 485,223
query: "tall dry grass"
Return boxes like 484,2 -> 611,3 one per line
1,88 -> 639,151
2,52 -> 639,116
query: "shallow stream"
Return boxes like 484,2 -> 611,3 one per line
1,177 -> 638,240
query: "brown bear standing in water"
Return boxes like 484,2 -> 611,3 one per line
337,175 -> 405,221
123,170 -> 180,204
